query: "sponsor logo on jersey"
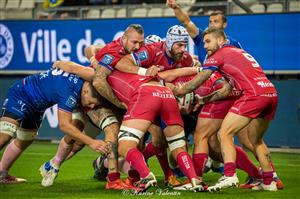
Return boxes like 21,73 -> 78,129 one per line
66,96 -> 77,109
137,51 -> 148,61
0,24 -> 14,69
204,58 -> 218,65
257,81 -> 274,88
101,54 -> 114,65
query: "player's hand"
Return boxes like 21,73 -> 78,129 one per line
52,61 -> 61,68
89,140 -> 110,155
193,94 -> 204,112
166,0 -> 179,9
146,65 -> 161,76
90,56 -> 98,69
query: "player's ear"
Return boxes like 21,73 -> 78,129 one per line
222,22 -> 227,29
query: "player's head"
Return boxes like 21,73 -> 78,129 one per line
81,82 -> 103,109
166,25 -> 189,61
202,27 -> 227,56
145,34 -> 162,44
209,10 -> 227,30
122,24 -> 145,53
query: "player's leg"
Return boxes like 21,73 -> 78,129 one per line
39,109 -> 87,187
0,119 -> 37,184
145,124 -> 181,187
118,119 -> 156,191
247,118 -> 277,191
163,124 -> 203,192
0,116 -> 17,150
208,112 -> 251,192
193,118 -> 222,179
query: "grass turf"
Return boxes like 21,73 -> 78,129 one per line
1,141 -> 300,199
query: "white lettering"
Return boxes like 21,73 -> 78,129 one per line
37,29 -> 43,63
44,30 -> 50,62
51,30 -> 57,62
57,39 -> 71,60
21,32 -> 37,62
77,30 -> 92,63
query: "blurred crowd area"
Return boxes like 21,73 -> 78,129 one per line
0,0 -> 299,20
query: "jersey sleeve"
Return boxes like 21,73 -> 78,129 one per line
131,45 -> 155,68
95,47 -> 118,71
192,28 -> 207,64
57,88 -> 80,113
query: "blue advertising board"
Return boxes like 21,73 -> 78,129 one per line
0,13 -> 299,73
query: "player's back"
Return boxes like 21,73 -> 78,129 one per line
23,68 -> 84,111
212,46 -> 276,95
107,70 -> 154,105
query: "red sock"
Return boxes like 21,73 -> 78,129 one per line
126,148 -> 150,178
262,171 -> 273,185
224,162 -> 236,177
154,146 -> 173,179
236,146 -> 261,178
143,142 -> 156,161
107,172 -> 120,182
176,151 -> 197,179
192,153 -> 208,177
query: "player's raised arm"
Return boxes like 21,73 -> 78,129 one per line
166,0 -> 199,38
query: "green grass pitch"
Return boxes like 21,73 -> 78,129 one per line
1,141 -> 300,199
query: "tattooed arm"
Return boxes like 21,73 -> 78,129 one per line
158,67 -> 198,82
202,81 -> 232,103
92,66 -> 126,109
172,69 -> 213,96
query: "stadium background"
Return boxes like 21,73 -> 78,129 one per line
0,0 -> 299,149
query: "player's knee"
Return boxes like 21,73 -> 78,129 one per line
0,120 -> 18,137
166,131 -> 186,152
16,128 -> 38,141
118,126 -> 144,144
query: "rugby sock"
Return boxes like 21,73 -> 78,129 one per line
224,162 -> 236,177
236,146 -> 261,178
176,151 -> 198,179
262,171 -> 273,185
126,148 -> 150,178
142,142 -> 156,162
107,172 -> 121,182
192,153 -> 208,177
154,145 -> 173,179
0,140 -> 23,171
53,138 -> 72,167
